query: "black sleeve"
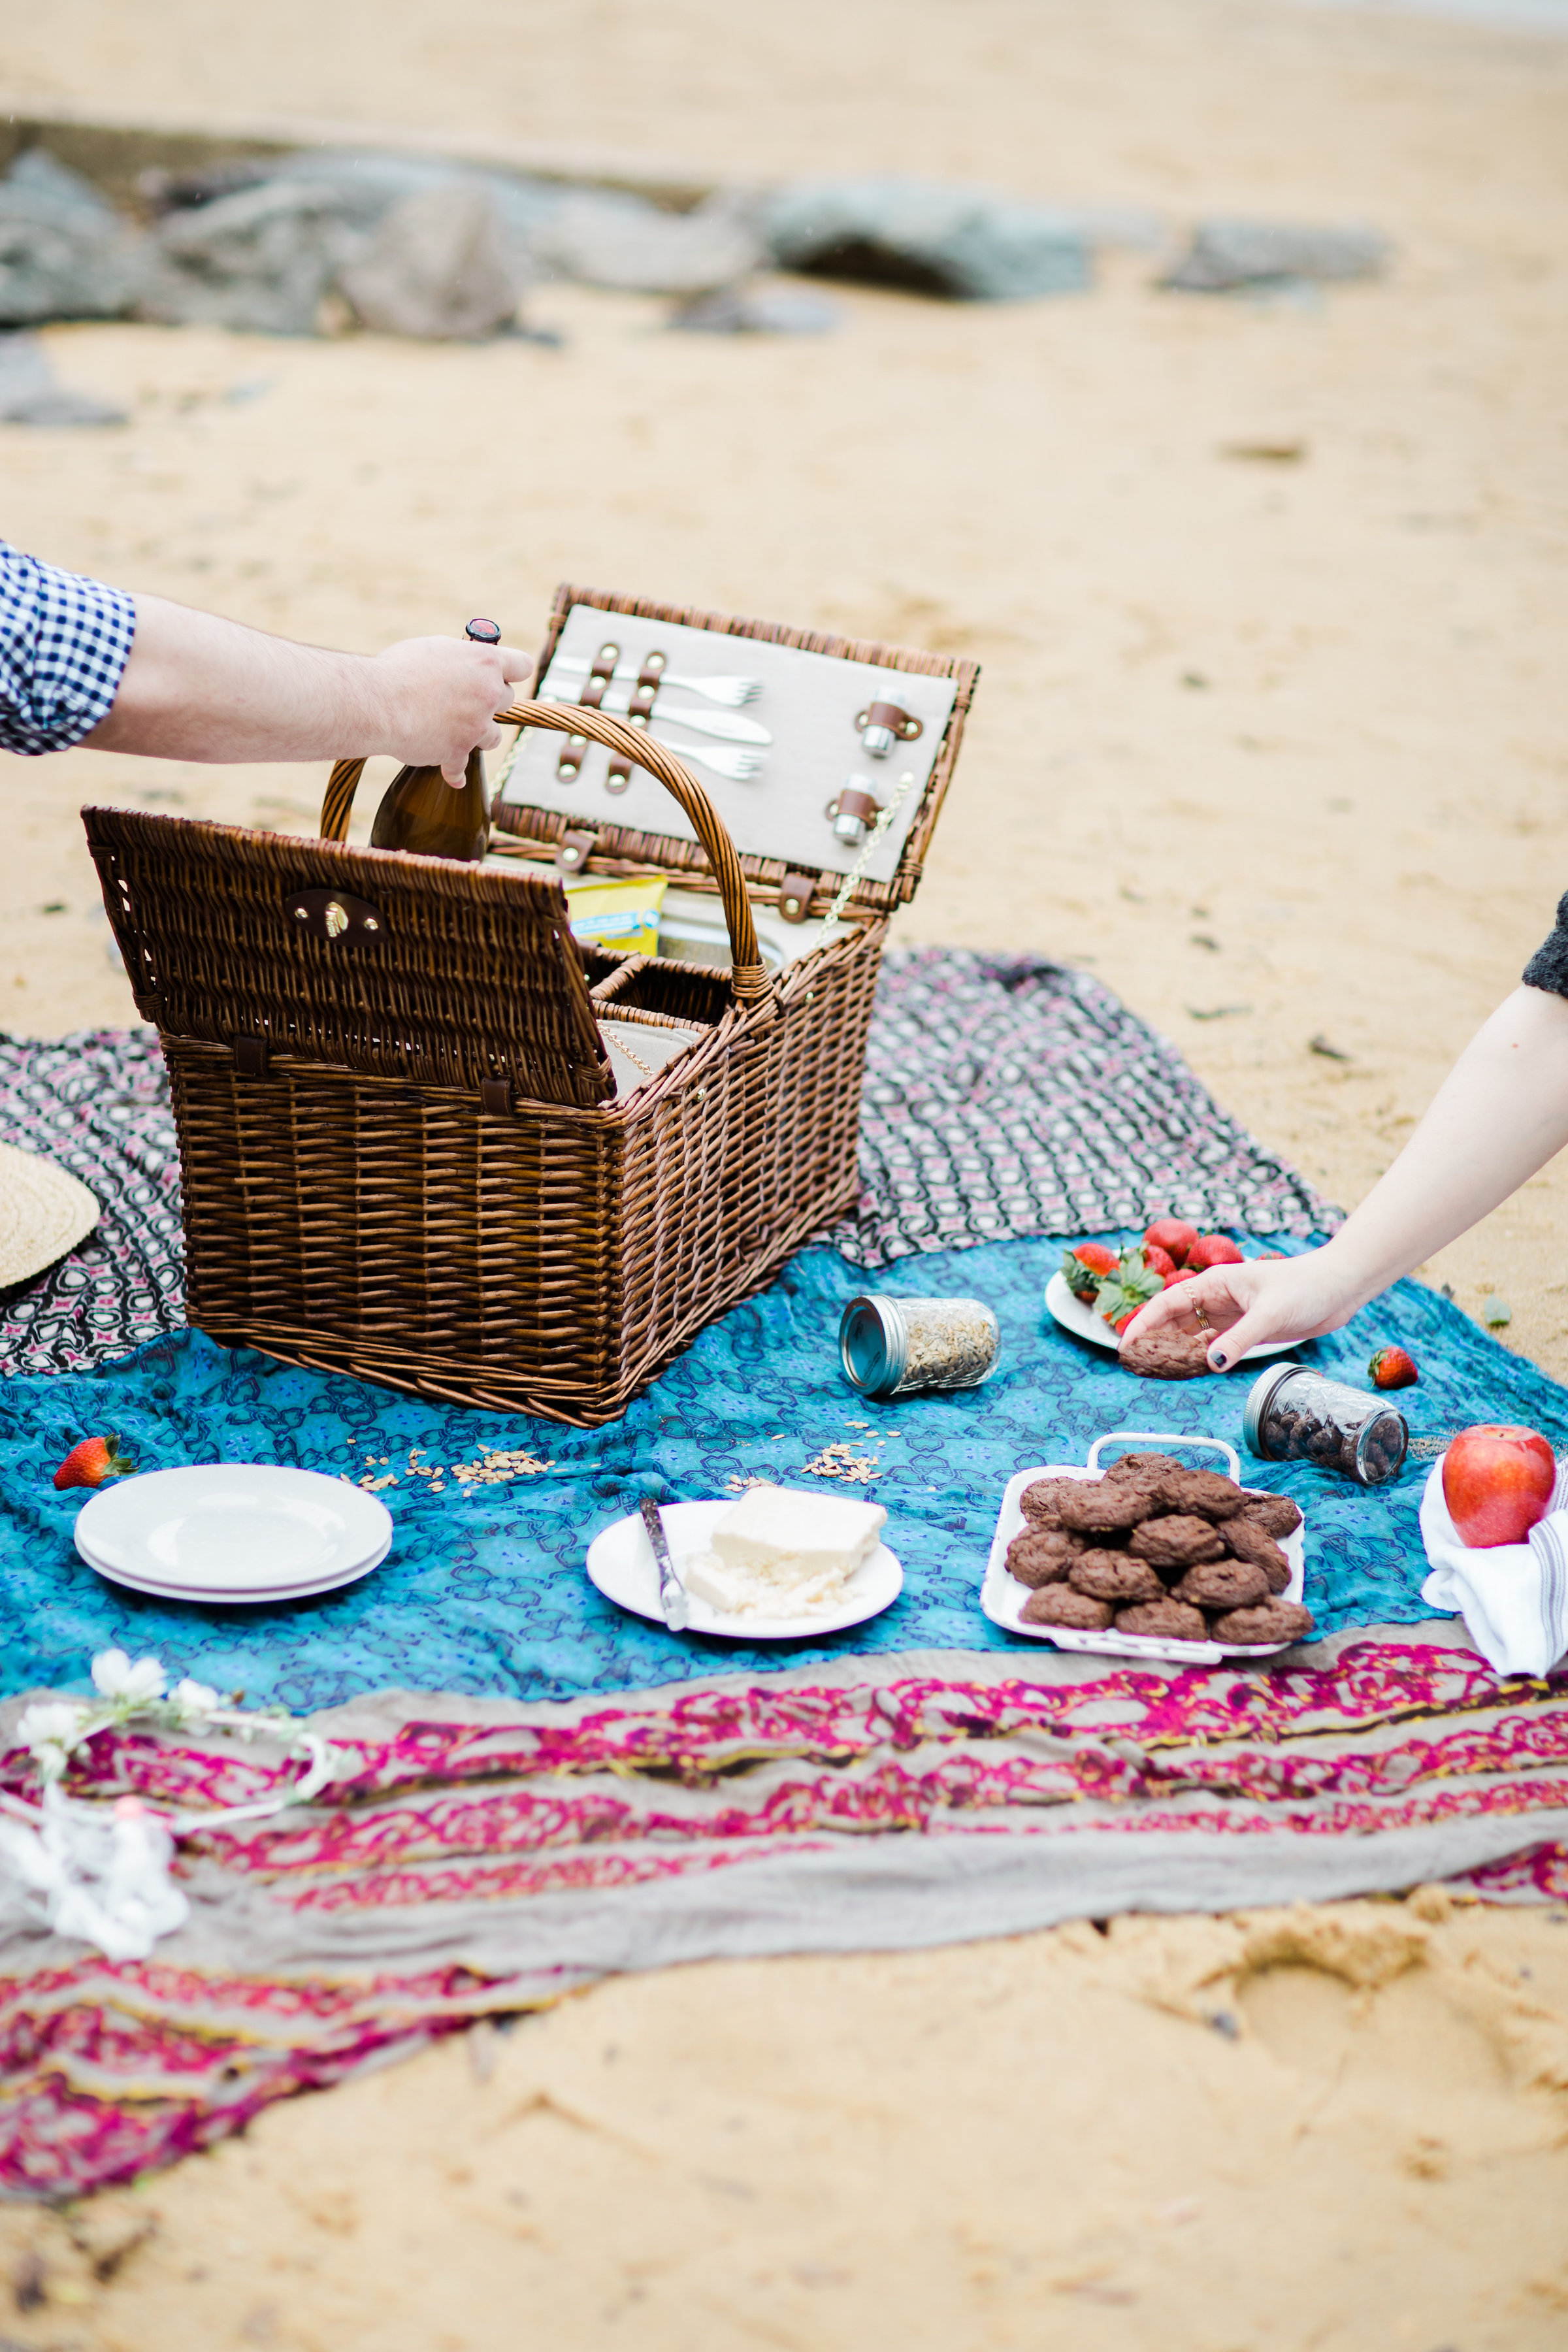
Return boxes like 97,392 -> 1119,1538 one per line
1523,892 -> 1568,998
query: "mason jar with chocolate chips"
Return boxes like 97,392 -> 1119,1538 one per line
1243,1362 -> 1409,1487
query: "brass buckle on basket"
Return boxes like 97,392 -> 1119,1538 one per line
286,888 -> 385,943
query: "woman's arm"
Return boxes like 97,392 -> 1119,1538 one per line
1123,984 -> 1568,1368
83,593 -> 533,783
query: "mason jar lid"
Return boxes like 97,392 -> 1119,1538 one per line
1242,1360 -> 1308,1456
840,1296 -> 909,1397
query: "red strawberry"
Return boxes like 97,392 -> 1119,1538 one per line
1186,1233 -> 1245,1270
1163,1266 -> 1201,1288
53,1435 -> 135,1492
1062,1241 -> 1120,1302
1143,1243 -> 1178,1281
1144,1218 -> 1199,1266
1369,1346 -> 1418,1391
1112,1310 -> 1138,1335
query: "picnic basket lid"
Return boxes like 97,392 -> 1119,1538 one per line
490,583 -> 979,915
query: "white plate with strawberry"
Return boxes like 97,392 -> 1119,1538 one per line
1047,1220 -> 1296,1362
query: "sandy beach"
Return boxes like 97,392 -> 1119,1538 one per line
1,0 -> 1567,2342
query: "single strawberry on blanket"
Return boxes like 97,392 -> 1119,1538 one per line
53,1435 -> 135,1492
1368,1346 -> 1419,1391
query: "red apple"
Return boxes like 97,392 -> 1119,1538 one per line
1443,1424 -> 1556,1548
1186,1233 -> 1245,1270
1145,1218 -> 1200,1266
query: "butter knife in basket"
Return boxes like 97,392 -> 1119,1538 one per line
640,1494 -> 690,1631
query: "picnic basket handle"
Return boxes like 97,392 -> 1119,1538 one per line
319,701 -> 773,1005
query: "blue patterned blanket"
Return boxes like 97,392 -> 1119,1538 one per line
6,1233 -> 1563,1711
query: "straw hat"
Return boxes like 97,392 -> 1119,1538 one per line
0,1141 -> 99,1288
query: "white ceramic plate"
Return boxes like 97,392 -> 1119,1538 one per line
587,1499 -> 903,1640
75,1526 -> 392,1605
980,1431 -> 1307,1663
1045,1269 -> 1296,1362
74,1466 -> 393,1601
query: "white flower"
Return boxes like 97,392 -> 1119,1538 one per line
172,1678 -> 220,1716
90,1650 -> 167,1705
17,1701 -> 86,1755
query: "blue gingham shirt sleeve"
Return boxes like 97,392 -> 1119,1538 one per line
0,542 -> 136,757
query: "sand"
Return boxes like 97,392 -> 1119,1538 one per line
1,0 -> 1567,2340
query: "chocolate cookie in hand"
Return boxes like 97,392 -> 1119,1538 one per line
1119,1327 -> 1213,1381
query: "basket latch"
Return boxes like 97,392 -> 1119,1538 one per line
480,1079 -> 512,1117
555,830 -> 598,876
286,887 -> 385,943
777,872 -> 816,924
233,1036 -> 269,1079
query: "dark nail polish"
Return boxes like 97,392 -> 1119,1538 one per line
1212,1350 -> 1228,1369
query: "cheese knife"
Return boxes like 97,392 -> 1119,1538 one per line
640,1494 -> 689,1631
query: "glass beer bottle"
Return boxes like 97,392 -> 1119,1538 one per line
370,617 -> 501,862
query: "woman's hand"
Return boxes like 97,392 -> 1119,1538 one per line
1120,1247 -> 1361,1371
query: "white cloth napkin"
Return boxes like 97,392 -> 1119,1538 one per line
1419,1455 -> 1568,1676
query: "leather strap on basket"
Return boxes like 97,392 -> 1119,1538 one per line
317,704 -> 773,1006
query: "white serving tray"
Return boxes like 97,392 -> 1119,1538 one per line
981,1431 -> 1307,1664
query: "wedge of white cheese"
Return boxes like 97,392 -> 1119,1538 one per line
683,1486 -> 888,1618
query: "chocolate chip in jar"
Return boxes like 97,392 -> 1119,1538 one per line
1127,1514 -> 1227,1569
1068,1549 -> 1167,1605
1021,1584 -> 1115,1631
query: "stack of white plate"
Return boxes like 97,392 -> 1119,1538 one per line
74,1465 -> 393,1606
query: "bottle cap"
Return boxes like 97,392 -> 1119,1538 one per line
466,617 -> 502,644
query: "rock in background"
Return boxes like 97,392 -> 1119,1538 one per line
762,178 -> 1094,300
338,183 -> 527,339
0,150 -> 150,326
1159,220 -> 1392,292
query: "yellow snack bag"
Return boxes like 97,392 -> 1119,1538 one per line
563,875 -> 668,958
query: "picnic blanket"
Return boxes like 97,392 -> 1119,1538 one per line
5,1631 -> 1568,2198
0,949 -> 1335,1377
5,1232 -> 1565,1710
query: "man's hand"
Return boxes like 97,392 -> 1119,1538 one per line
368,636 -> 534,783
83,593 -> 534,778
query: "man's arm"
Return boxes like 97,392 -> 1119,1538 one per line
1123,985 -> 1568,1367
83,593 -> 533,784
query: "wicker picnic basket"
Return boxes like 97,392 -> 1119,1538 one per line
83,585 -> 977,1426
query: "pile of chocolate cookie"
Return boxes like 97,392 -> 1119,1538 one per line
1006,1452 -> 1313,1646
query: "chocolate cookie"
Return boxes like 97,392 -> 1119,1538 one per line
1056,1480 -> 1152,1535
1160,1467 -> 1246,1521
1209,1599 -> 1316,1647
1006,1527 -> 1079,1588
1171,1558 -> 1269,1610
1104,1452 -> 1184,1491
1114,1598 -> 1209,1642
1021,1584 -> 1115,1631
1019,1477 -> 1085,1527
1220,1515 -> 1292,1593
1128,1514 -> 1227,1569
1236,1492 -> 1303,1540
1069,1550 -> 1166,1605
1118,1328 -> 1213,1381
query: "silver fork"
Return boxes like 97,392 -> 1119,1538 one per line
538,690 -> 770,747
547,655 -> 762,707
647,728 -> 764,782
